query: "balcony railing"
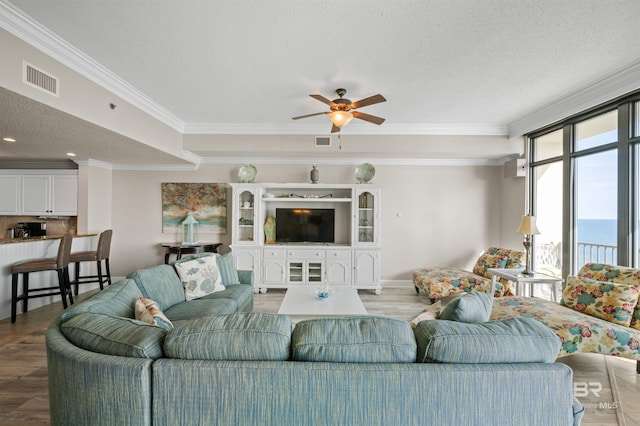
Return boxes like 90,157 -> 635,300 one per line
577,242 -> 617,265
534,241 -> 618,275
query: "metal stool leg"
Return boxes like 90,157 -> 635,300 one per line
22,273 -> 29,314
64,266 -> 73,306
74,261 -> 81,296
96,261 -> 104,291
11,273 -> 18,323
57,269 -> 68,309
105,259 -> 112,286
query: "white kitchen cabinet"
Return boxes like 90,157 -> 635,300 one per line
0,175 -> 21,215
22,174 -> 77,216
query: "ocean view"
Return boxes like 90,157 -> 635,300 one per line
576,218 -> 617,246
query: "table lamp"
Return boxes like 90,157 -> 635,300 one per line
516,215 -> 540,276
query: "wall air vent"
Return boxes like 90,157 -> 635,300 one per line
22,61 -> 59,97
315,136 -> 331,147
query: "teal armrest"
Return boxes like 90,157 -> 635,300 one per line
238,270 -> 253,286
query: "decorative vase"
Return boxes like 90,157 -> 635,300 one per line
310,166 -> 319,183
264,216 -> 276,244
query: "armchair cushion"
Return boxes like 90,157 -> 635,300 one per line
578,263 -> 640,330
561,275 -> 640,327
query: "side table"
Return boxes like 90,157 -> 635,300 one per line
161,242 -> 222,264
487,268 -> 563,302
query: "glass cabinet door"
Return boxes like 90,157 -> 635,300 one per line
237,190 -> 256,243
356,191 -> 377,244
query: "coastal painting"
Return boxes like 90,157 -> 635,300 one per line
162,183 -> 227,234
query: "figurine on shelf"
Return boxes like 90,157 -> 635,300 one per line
264,216 -> 276,244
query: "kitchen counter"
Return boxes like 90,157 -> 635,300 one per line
0,233 -> 96,245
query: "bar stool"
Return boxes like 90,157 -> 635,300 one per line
70,229 -> 113,296
11,234 -> 73,323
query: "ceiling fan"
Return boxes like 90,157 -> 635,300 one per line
292,88 -> 386,133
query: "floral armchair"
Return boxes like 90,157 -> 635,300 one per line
412,247 -> 525,301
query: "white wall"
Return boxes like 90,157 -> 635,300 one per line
110,162 -> 524,284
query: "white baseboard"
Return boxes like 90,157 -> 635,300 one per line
381,279 -> 414,288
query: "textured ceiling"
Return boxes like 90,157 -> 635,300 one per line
1,0 -> 640,164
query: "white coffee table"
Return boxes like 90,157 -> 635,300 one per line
278,287 -> 367,321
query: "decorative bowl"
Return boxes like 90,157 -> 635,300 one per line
355,163 -> 375,183
238,164 -> 257,183
314,286 -> 333,299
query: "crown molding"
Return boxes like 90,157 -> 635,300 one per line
73,158 -> 113,170
509,60 -> 640,137
197,155 -> 509,167
183,122 -> 509,136
0,1 -> 185,133
111,162 -> 200,171
70,152 -> 514,171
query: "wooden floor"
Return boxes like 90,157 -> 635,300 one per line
0,287 -> 638,425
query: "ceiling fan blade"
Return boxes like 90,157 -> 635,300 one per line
350,94 -> 386,109
309,94 -> 336,107
352,110 -> 385,125
292,111 -> 329,120
331,123 -> 340,133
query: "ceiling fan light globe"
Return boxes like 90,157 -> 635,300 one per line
329,111 -> 353,128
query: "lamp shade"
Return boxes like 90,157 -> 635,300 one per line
516,215 -> 540,235
329,111 -> 353,128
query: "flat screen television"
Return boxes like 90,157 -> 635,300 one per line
275,208 -> 335,243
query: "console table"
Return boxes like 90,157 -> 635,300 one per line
161,242 -> 222,264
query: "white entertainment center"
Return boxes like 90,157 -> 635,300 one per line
230,183 -> 381,294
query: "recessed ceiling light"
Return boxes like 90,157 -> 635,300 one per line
66,152 -> 76,157
3,137 -> 16,142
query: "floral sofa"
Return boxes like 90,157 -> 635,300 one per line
412,246 -> 525,300
490,263 -> 640,371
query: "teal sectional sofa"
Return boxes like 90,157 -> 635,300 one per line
46,257 -> 584,426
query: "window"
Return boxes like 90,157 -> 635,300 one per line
575,110 -> 617,151
531,161 -> 563,277
635,101 -> 640,137
533,129 -> 563,161
529,91 -> 640,277
574,149 -> 618,268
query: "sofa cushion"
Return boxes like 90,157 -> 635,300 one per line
415,317 -> 560,363
174,256 -> 225,300
439,290 -> 493,323
216,252 -> 241,285
60,279 -> 142,322
164,313 -> 292,360
134,297 -> 174,331
163,298 -> 238,321
127,265 -> 185,310
60,312 -> 166,359
198,284 -> 253,312
562,275 -> 640,327
291,316 -> 416,363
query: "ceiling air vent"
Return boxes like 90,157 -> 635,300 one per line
315,136 -> 331,147
22,61 -> 59,97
